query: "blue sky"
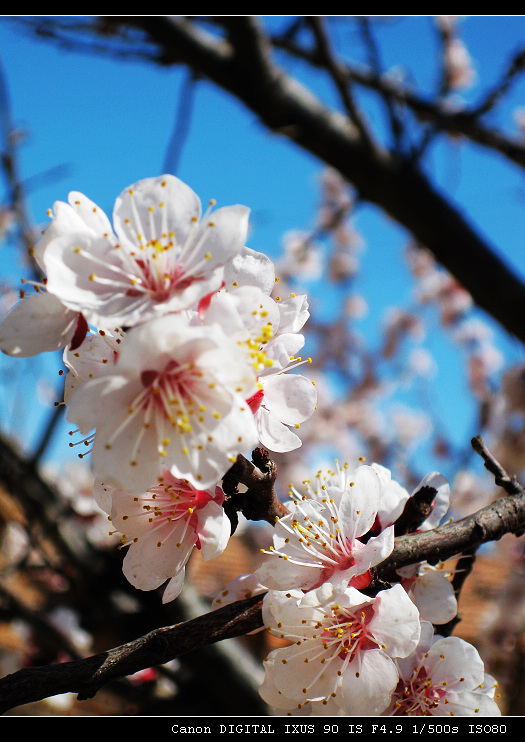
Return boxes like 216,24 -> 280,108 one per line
0,16 -> 525,479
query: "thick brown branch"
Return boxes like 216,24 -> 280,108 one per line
0,593 -> 264,714
105,16 -> 525,345
378,490 -> 525,581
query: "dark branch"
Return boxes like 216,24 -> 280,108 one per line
99,16 -> 525,346
394,484 -> 439,536
3,439 -> 525,715
378,436 -> 525,581
222,448 -> 288,531
471,434 -> 524,496
306,16 -> 377,151
0,593 -> 264,714
273,28 -> 525,171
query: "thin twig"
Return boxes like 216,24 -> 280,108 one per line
357,16 -> 405,155
471,434 -> 524,496
306,16 -> 377,152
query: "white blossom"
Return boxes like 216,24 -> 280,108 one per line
385,622 -> 501,716
203,286 -> 317,453
260,582 -> 421,715
41,174 -> 250,328
255,462 -> 394,591
99,470 -> 230,603
66,313 -> 259,493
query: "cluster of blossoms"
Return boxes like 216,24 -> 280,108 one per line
0,174 -> 501,716
216,460 -> 501,716
0,174 -> 317,602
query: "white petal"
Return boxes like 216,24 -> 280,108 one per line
263,333 -> 305,371
371,463 -> 410,528
277,294 -> 309,334
369,584 -> 421,658
255,552 -> 318,591
426,637 -> 485,689
338,465 -> 382,538
122,522 -> 193,589
0,292 -> 78,357
68,191 -> 115,237
92,479 -> 113,514
261,373 -> 317,426
442,690 -> 501,716
259,656 -> 297,710
193,204 -> 250,271
67,375 -> 162,492
66,372 -> 132,434
162,570 -> 186,603
113,174 -> 201,250
44,230 -> 125,317
196,500 -> 231,561
33,200 -> 97,270
63,330 -> 122,405
412,569 -> 457,624
95,421 -> 161,494
223,246 -> 276,294
270,640 -> 338,703
255,405 -> 303,453
122,546 -> 169,591
262,588 -> 305,627
353,525 -> 394,573
339,650 -> 399,715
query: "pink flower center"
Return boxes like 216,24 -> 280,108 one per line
390,665 -> 448,715
129,253 -> 199,302
310,538 -> 369,590
321,604 -> 378,663
119,473 -> 215,551
138,359 -> 201,427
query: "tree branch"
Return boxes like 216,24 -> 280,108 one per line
273,28 -> 525,171
377,489 -> 525,580
306,16 -> 377,151
0,593 -> 264,714
471,433 -> 524,496
11,15 -> 525,340
222,448 -> 287,531
100,16 -> 525,345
